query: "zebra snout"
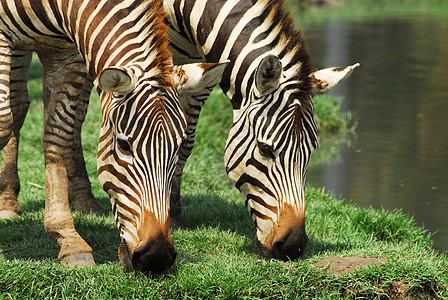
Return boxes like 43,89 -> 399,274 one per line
131,237 -> 177,274
271,229 -> 308,261
263,203 -> 308,261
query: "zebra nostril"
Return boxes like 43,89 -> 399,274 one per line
272,239 -> 285,259
118,239 -> 134,272
131,251 -> 145,272
271,230 -> 308,261
131,240 -> 177,274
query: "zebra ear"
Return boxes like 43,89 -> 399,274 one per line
310,63 -> 360,95
255,55 -> 282,96
172,60 -> 229,93
99,67 -> 137,97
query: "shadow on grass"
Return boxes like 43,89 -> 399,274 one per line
1,193 -> 350,266
0,196 -> 119,265
179,193 -> 254,238
173,193 -> 258,258
305,236 -> 355,258
178,193 -> 351,258
29,57 -> 43,81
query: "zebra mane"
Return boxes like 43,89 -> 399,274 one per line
144,0 -> 173,86
137,0 -> 174,87
77,0 -> 174,87
263,0 -> 314,131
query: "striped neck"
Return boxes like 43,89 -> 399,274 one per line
59,0 -> 173,85
167,0 -> 312,110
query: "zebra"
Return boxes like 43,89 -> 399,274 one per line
0,0 -> 227,274
163,0 -> 359,260
0,0 -> 358,264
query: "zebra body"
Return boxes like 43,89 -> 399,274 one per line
0,0 -> 229,273
163,0 -> 359,259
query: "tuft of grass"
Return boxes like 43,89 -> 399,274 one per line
313,94 -> 355,133
310,95 -> 356,167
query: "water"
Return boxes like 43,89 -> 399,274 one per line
304,16 -> 448,253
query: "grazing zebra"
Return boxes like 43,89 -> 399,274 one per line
163,0 -> 359,260
0,0 -> 226,274
0,0 -> 358,265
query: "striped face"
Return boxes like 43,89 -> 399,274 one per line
224,55 -> 318,261
97,68 -> 186,274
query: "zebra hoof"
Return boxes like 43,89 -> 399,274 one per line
0,210 -> 20,219
60,252 -> 96,268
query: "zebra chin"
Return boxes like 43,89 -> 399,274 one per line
117,214 -> 177,275
256,229 -> 308,261
255,204 -> 308,261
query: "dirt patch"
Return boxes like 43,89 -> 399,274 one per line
314,256 -> 386,275
314,257 -> 436,299
383,281 -> 416,300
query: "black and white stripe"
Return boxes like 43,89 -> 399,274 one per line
164,0 -> 319,260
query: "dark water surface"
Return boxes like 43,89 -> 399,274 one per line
304,16 -> 448,252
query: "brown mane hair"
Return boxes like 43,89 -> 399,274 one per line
265,0 -> 315,135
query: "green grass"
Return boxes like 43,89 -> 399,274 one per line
310,95 -> 356,167
1,55 -> 447,298
287,0 -> 448,28
1,185 -> 447,298
313,95 -> 354,133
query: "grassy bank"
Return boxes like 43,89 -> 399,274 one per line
1,57 -> 447,298
1,183 -> 446,298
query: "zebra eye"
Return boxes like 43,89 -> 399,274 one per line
117,137 -> 133,156
113,92 -> 125,98
258,141 -> 275,159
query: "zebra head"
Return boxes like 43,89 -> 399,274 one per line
96,62 -> 226,274
224,55 -> 359,261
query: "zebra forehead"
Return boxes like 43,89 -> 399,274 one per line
283,103 -> 316,142
116,87 -> 179,116
259,90 -> 312,120
248,94 -> 313,146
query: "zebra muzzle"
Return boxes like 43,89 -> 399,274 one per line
270,229 -> 308,261
119,235 -> 177,275
131,235 -> 177,275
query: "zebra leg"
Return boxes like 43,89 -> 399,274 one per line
0,31 -> 13,150
171,89 -> 219,229
0,51 -> 32,219
169,62 -> 228,228
0,33 -> 18,219
67,76 -> 103,214
170,114 -> 202,228
170,134 -> 194,229
39,50 -> 94,267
